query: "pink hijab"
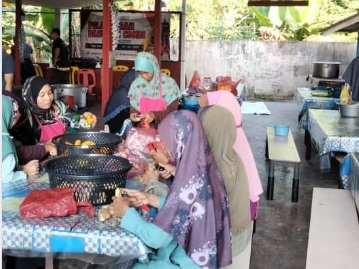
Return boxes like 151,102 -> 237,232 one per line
207,91 -> 263,203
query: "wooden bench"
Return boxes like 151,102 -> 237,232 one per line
265,127 -> 301,202
306,188 -> 359,269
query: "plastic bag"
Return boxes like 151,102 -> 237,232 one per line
115,127 -> 159,179
19,188 -> 95,219
124,127 -> 159,156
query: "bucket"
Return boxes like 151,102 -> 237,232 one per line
52,84 -> 88,108
268,123 -> 289,136
274,124 -> 289,136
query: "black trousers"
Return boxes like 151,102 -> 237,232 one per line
49,69 -> 69,85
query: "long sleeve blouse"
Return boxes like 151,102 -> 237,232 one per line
120,197 -> 200,269
2,154 -> 27,184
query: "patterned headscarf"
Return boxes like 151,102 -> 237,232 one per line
22,76 -> 57,125
154,110 -> 232,269
128,52 -> 181,110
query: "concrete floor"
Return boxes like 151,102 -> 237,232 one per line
86,99 -> 342,269
6,100 -> 342,269
244,101 -> 340,269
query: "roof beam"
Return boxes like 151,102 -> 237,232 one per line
322,13 -> 359,35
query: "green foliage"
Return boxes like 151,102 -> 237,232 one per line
169,0 -> 358,41
1,0 -> 357,58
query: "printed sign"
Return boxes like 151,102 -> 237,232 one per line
80,11 -> 158,60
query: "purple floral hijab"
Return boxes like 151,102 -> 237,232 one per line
154,110 -> 232,268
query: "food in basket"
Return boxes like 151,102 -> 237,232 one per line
74,139 -> 81,146
81,140 -> 96,146
53,132 -> 122,156
64,139 -> 96,147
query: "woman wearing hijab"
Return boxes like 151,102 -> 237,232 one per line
109,110 -> 232,269
197,91 -> 263,220
199,105 -> 252,269
11,76 -> 97,145
2,95 -> 39,183
128,52 -> 182,128
103,69 -> 137,133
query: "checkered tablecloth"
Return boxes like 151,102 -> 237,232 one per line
2,175 -> 150,263
295,87 -> 339,130
308,109 -> 359,170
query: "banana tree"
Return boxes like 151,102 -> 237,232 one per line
2,3 -> 55,62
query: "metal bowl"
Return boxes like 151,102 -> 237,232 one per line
339,103 -> 359,118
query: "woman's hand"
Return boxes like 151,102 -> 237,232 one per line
141,112 -> 155,126
122,189 -> 150,207
121,189 -> 161,209
22,160 -> 39,176
82,112 -> 97,127
130,113 -> 145,122
44,140 -> 57,156
158,163 -> 176,179
108,197 -> 130,217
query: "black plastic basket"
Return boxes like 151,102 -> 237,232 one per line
44,154 -> 132,206
53,132 -> 123,156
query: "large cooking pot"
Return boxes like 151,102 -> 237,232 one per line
312,62 -> 341,78
52,84 -> 88,108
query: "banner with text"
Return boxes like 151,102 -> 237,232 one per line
80,11 -> 155,60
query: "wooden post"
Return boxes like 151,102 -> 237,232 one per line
154,0 -> 162,66
101,0 -> 112,117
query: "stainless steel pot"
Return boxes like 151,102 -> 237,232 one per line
312,62 -> 341,78
339,103 -> 359,118
52,84 -> 88,108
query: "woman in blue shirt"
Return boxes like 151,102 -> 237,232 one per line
109,110 -> 232,269
2,95 -> 39,184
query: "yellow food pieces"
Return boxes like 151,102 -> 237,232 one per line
65,139 -> 96,146
74,139 -> 82,146
82,140 -> 96,146
81,114 -> 94,125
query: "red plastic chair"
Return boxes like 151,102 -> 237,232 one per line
77,69 -> 97,105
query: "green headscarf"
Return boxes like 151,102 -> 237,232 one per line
199,105 -> 251,254
128,52 -> 181,110
2,95 -> 17,165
